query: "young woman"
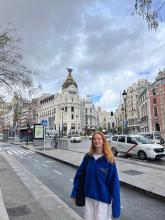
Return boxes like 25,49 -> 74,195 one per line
71,131 -> 120,220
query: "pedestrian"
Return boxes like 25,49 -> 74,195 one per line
53,133 -> 58,149
71,131 -> 120,220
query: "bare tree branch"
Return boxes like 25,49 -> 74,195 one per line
0,25 -> 40,96
133,0 -> 165,31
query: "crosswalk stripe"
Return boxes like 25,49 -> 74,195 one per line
7,151 -> 13,155
7,149 -> 30,156
24,149 -> 34,154
16,150 -> 27,155
12,150 -> 19,155
20,149 -> 31,154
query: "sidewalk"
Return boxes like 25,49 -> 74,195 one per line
0,147 -> 82,220
21,143 -> 165,202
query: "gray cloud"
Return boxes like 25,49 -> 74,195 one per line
0,0 -> 165,110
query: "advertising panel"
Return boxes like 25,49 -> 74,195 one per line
34,124 -> 44,139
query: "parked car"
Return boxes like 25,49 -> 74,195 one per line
110,134 -> 165,160
89,134 -> 111,142
70,134 -> 82,143
137,131 -> 164,145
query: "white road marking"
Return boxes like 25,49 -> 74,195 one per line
53,170 -> 63,175
34,159 -> 39,163
70,178 -> 73,182
22,149 -> 34,154
42,164 -> 49,168
12,150 -> 19,155
44,160 -> 54,163
22,149 -> 33,154
16,150 -> 27,155
7,151 -> 13,155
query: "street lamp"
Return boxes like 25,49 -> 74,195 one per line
76,115 -> 78,133
61,107 -> 64,137
121,104 -> 124,134
35,113 -> 39,123
122,89 -> 127,134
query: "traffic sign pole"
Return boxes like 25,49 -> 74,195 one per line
41,119 -> 48,151
44,126 -> 45,151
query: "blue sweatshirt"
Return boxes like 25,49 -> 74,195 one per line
71,154 -> 120,218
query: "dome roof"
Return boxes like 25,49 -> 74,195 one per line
156,70 -> 165,81
62,69 -> 78,90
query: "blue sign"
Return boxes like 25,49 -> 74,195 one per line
124,119 -> 128,127
41,119 -> 48,126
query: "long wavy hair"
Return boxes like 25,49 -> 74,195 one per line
89,131 -> 115,163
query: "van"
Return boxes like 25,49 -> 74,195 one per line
110,134 -> 165,160
138,131 -> 164,145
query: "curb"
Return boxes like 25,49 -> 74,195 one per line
0,189 -> 9,220
20,145 -> 165,203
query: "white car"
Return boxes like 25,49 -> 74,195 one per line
89,134 -> 111,143
70,134 -> 82,143
137,132 -> 164,145
110,134 -> 165,160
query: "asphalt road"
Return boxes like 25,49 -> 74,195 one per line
1,143 -> 165,220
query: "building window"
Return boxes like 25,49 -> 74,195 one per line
154,107 -> 158,117
71,123 -> 75,129
152,88 -> 156,95
65,107 -> 67,112
153,98 -> 157,104
72,98 -> 73,102
71,107 -> 74,112
71,114 -> 74,119
86,108 -> 87,113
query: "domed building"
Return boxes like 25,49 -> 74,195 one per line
38,68 -> 98,136
56,68 -> 81,135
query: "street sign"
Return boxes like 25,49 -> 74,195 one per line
41,119 -> 48,126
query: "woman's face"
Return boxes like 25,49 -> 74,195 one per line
92,133 -> 104,153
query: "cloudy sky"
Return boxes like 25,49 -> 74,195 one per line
0,0 -> 165,111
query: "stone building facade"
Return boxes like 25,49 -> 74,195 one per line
97,106 -> 115,132
137,87 -> 151,132
37,69 -> 97,135
148,70 -> 165,138
126,79 -> 149,133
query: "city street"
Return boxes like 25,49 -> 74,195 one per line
1,143 -> 165,220
0,1 -> 165,220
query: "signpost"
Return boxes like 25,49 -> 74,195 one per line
41,119 -> 48,151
